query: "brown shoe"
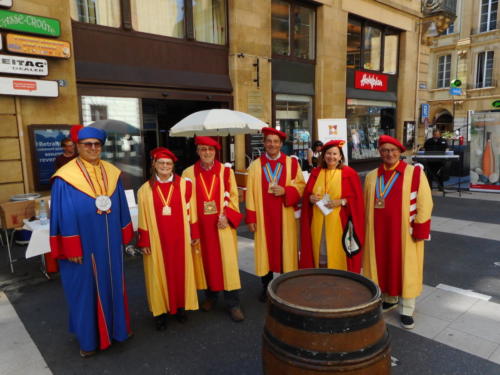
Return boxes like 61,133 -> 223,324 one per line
79,349 -> 96,358
201,298 -> 217,312
228,306 -> 245,322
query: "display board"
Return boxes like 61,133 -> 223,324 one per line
28,125 -> 70,191
317,118 -> 349,165
469,111 -> 500,192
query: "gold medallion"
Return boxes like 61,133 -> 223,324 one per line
375,198 -> 385,209
268,182 -> 276,194
162,205 -> 172,216
203,200 -> 218,215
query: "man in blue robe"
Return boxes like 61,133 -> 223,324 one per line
50,127 -> 134,357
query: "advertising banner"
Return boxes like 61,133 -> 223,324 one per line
6,33 -> 71,59
317,118 -> 349,165
469,111 -> 500,192
0,9 -> 60,37
0,54 -> 48,76
0,76 -> 58,97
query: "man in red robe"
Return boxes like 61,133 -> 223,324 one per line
246,127 -> 305,302
182,137 -> 244,322
363,135 -> 433,330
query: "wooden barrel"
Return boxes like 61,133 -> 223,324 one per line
262,269 -> 391,374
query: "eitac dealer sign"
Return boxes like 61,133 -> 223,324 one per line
0,54 -> 48,76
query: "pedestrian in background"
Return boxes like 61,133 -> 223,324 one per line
363,135 -> 433,330
137,147 -> 199,331
50,127 -> 134,357
245,127 -> 306,302
182,137 -> 244,322
299,140 -> 364,272
306,140 -> 323,172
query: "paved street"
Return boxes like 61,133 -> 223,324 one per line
1,190 -> 500,374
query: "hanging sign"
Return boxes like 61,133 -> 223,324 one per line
0,54 -> 48,76
0,76 -> 59,97
0,0 -> 13,8
6,33 -> 71,58
0,9 -> 60,37
354,70 -> 388,92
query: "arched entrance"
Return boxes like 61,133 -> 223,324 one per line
434,110 -> 453,132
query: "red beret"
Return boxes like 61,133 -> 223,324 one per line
378,135 -> 406,152
150,147 -> 178,162
70,125 -> 84,143
262,127 -> 287,141
195,136 -> 221,150
322,139 -> 345,152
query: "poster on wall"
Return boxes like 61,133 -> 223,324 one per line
317,118 -> 349,165
469,111 -> 500,193
28,125 -> 70,191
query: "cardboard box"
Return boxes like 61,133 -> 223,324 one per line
0,196 -> 50,229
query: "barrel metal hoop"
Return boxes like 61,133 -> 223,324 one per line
263,328 -> 390,363
269,303 -> 381,333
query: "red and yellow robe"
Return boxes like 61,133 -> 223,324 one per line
363,161 -> 433,299
137,175 -> 198,316
182,161 -> 243,291
299,166 -> 365,272
245,154 -> 305,276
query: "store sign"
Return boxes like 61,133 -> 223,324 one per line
0,0 -> 13,8
0,54 -> 48,76
354,71 -> 388,92
449,87 -> 462,96
421,103 -> 430,122
0,76 -> 58,97
0,9 -> 60,37
6,33 -> 71,59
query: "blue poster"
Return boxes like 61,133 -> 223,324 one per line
31,126 -> 70,190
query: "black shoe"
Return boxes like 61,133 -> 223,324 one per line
201,298 -> 217,312
382,302 -> 398,313
258,288 -> 267,303
154,314 -> 167,331
400,315 -> 415,329
175,309 -> 188,324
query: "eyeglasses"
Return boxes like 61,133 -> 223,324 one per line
79,141 -> 102,149
380,148 -> 399,154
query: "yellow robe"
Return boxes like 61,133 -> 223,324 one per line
137,178 -> 198,316
362,164 -> 433,299
182,164 -> 241,291
310,169 -> 345,269
246,156 -> 306,276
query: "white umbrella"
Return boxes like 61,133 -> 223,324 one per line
169,109 -> 267,137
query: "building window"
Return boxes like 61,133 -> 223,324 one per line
476,51 -> 494,88
90,105 -> 108,121
272,0 -> 315,60
131,0 -> 227,44
437,55 -> 451,88
479,0 -> 498,33
70,0 -> 121,27
346,17 -> 400,74
442,0 -> 458,34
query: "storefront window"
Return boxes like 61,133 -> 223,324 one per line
131,0 -> 185,39
363,25 -> 382,71
272,0 -> 315,60
383,30 -> 399,74
275,94 -> 312,165
346,99 -> 396,160
347,19 -> 361,69
193,0 -> 227,45
70,0 -> 121,27
81,96 -> 144,190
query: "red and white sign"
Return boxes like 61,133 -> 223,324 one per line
0,76 -> 58,97
354,71 -> 388,92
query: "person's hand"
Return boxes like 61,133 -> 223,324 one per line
271,185 -> 285,196
248,223 -> 256,233
217,215 -> 228,229
191,239 -> 200,246
141,247 -> 151,255
309,194 -> 321,204
326,199 -> 343,209
68,256 -> 83,264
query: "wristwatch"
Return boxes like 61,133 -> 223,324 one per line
340,199 -> 347,206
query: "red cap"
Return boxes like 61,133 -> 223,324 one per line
150,147 -> 178,162
195,136 -> 221,150
322,139 -> 345,152
262,127 -> 287,141
378,135 -> 406,152
70,125 -> 84,143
